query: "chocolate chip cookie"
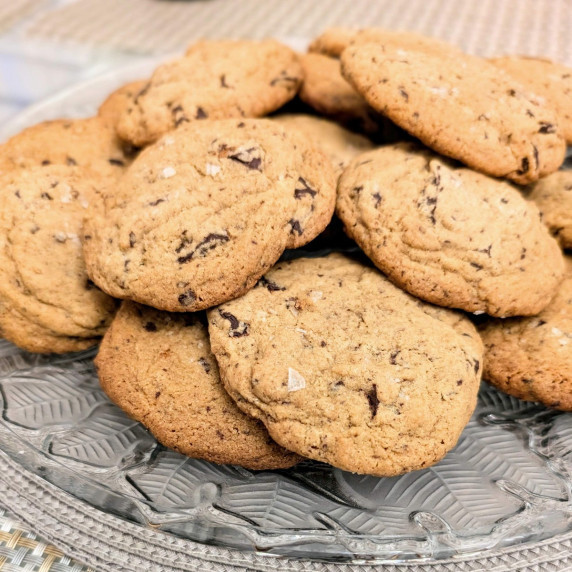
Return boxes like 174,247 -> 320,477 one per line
208,253 -> 483,477
479,257 -> 572,410
336,143 -> 565,316
116,39 -> 303,146
96,301 -> 300,469
0,118 -> 132,177
0,166 -> 117,353
83,119 -> 336,312
491,56 -> 572,144
341,43 -> 566,184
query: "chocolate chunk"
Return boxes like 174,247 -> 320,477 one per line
177,233 -> 229,263
144,322 -> 157,332
228,147 -> 262,170
220,75 -> 229,88
288,219 -> 303,236
366,385 -> 379,418
148,198 -> 165,207
457,380 -> 463,386
294,177 -> 317,199
195,107 -> 208,119
41,159 -> 51,166
519,157 -> 530,174
41,192 -> 53,200
390,349 -> 400,365
129,232 -> 136,247
372,192 -> 382,207
172,105 -> 189,126
198,357 -> 211,373
473,359 -> 480,374
257,276 -> 286,292
218,309 -> 250,337
538,122 -> 556,134
178,289 -> 196,307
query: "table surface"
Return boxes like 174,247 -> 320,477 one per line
1,0 -> 572,570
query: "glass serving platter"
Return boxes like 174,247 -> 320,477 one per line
1,52 -> 572,564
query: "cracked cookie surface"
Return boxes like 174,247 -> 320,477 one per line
83,119 -> 336,312
208,253 -> 483,477
491,56 -> 572,144
341,43 -> 566,184
116,39 -> 303,146
96,301 -> 300,469
336,143 -> 564,317
0,166 -> 117,353
479,257 -> 572,410
527,170 -> 572,250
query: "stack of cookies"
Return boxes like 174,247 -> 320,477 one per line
1,29 -> 570,477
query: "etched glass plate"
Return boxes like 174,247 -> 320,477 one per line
1,52 -> 572,564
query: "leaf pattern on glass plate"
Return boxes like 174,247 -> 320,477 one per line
0,347 -> 572,557
48,402 -> 155,467
221,473 -> 333,529
335,416 -> 564,533
478,382 -> 541,416
125,449 -> 247,509
540,414 -> 572,461
0,367 -> 105,429
322,506 -> 388,535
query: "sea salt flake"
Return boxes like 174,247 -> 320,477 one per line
295,328 -> 307,334
206,163 -> 221,176
288,368 -> 306,392
473,310 -> 485,315
429,86 -> 449,97
552,327 -> 563,336
160,166 -> 176,179
309,290 -> 323,302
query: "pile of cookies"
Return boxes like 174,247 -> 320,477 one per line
0,28 -> 570,477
